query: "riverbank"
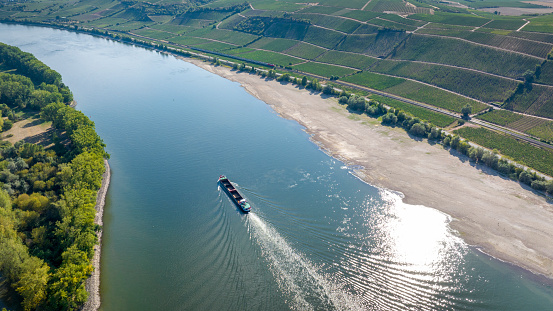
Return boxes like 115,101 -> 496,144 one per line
183,58 -> 553,280
83,159 -> 111,311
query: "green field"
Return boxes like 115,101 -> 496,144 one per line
370,60 -> 517,104
370,94 -> 457,127
476,109 -> 524,126
524,15 -> 553,34
454,126 -> 553,176
393,34 -> 541,79
504,85 -> 553,119
246,37 -> 299,52
315,50 -> 377,69
291,62 -> 357,78
342,71 -> 406,90
283,42 -> 327,59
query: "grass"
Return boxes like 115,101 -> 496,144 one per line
370,94 -> 457,127
315,50 -> 377,69
370,60 -> 517,104
454,126 -> 553,176
291,62 -> 357,78
393,34 -> 541,79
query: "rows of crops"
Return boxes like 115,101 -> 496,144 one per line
246,37 -> 298,52
370,60 -> 517,103
505,85 -> 553,119
315,50 -> 377,69
283,42 -> 327,60
291,62 -> 357,78
392,34 -> 541,78
454,127 -> 553,176
370,95 -> 457,127
292,13 -> 361,33
476,110 -> 524,126
338,31 -> 408,57
343,72 -> 484,113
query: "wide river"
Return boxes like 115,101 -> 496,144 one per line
1,23 -> 553,310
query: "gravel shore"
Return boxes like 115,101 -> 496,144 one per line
83,159 -> 111,311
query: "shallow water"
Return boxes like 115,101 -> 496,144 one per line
1,23 -> 552,310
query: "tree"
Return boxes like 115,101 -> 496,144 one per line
301,76 -> 307,86
409,123 -> 426,137
381,112 -> 397,124
461,104 -> 472,119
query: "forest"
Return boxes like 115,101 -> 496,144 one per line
0,42 -> 107,310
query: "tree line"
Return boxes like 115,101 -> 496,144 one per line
0,42 -> 107,310
337,92 -> 553,194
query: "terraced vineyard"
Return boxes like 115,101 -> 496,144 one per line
1,0 -> 552,178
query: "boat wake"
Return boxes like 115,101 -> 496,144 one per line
246,213 -> 365,311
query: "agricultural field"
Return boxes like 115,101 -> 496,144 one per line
315,50 -> 377,69
476,110 -> 553,142
392,34 -> 542,78
338,31 -> 409,57
454,126 -> 553,177
505,85 -> 553,119
1,0 -> 553,180
302,26 -> 346,49
370,95 -> 457,127
229,49 -> 304,66
283,42 -> 327,60
246,37 -> 299,52
536,60 -> 553,86
370,60 -> 518,103
410,12 -> 490,26
292,13 -> 362,33
291,62 -> 357,78
524,15 -> 553,34
342,71 -> 406,91
476,109 -> 524,126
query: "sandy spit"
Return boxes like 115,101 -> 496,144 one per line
182,58 -> 553,280
83,159 -> 111,311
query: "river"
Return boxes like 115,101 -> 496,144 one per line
0,23 -> 552,310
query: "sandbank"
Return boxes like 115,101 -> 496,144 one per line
183,58 -> 553,280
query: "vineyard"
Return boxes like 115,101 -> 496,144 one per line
506,85 -> 553,119
410,12 -> 490,26
483,19 -> 526,30
282,42 -> 327,60
342,71 -> 405,91
338,30 -> 409,57
302,26 -> 346,49
315,50 -> 377,69
291,62 -> 357,78
454,127 -> 553,176
292,13 -> 362,33
370,60 -> 518,103
476,109 -> 523,126
384,80 -> 485,113
367,18 -> 418,32
392,34 -> 541,78
370,95 -> 457,127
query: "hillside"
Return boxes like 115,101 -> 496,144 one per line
1,0 -> 553,171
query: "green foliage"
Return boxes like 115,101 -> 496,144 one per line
315,50 -> 377,70
454,126 -> 553,176
0,43 -> 107,311
476,109 -> 523,126
393,34 -> 540,79
370,60 -> 516,105
342,71 -> 405,90
371,94 -> 456,127
291,62 -> 357,78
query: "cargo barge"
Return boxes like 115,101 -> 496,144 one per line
218,175 -> 251,213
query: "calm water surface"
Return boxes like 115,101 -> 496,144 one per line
1,23 -> 552,310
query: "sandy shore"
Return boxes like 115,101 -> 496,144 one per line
183,58 -> 553,280
83,159 -> 111,311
